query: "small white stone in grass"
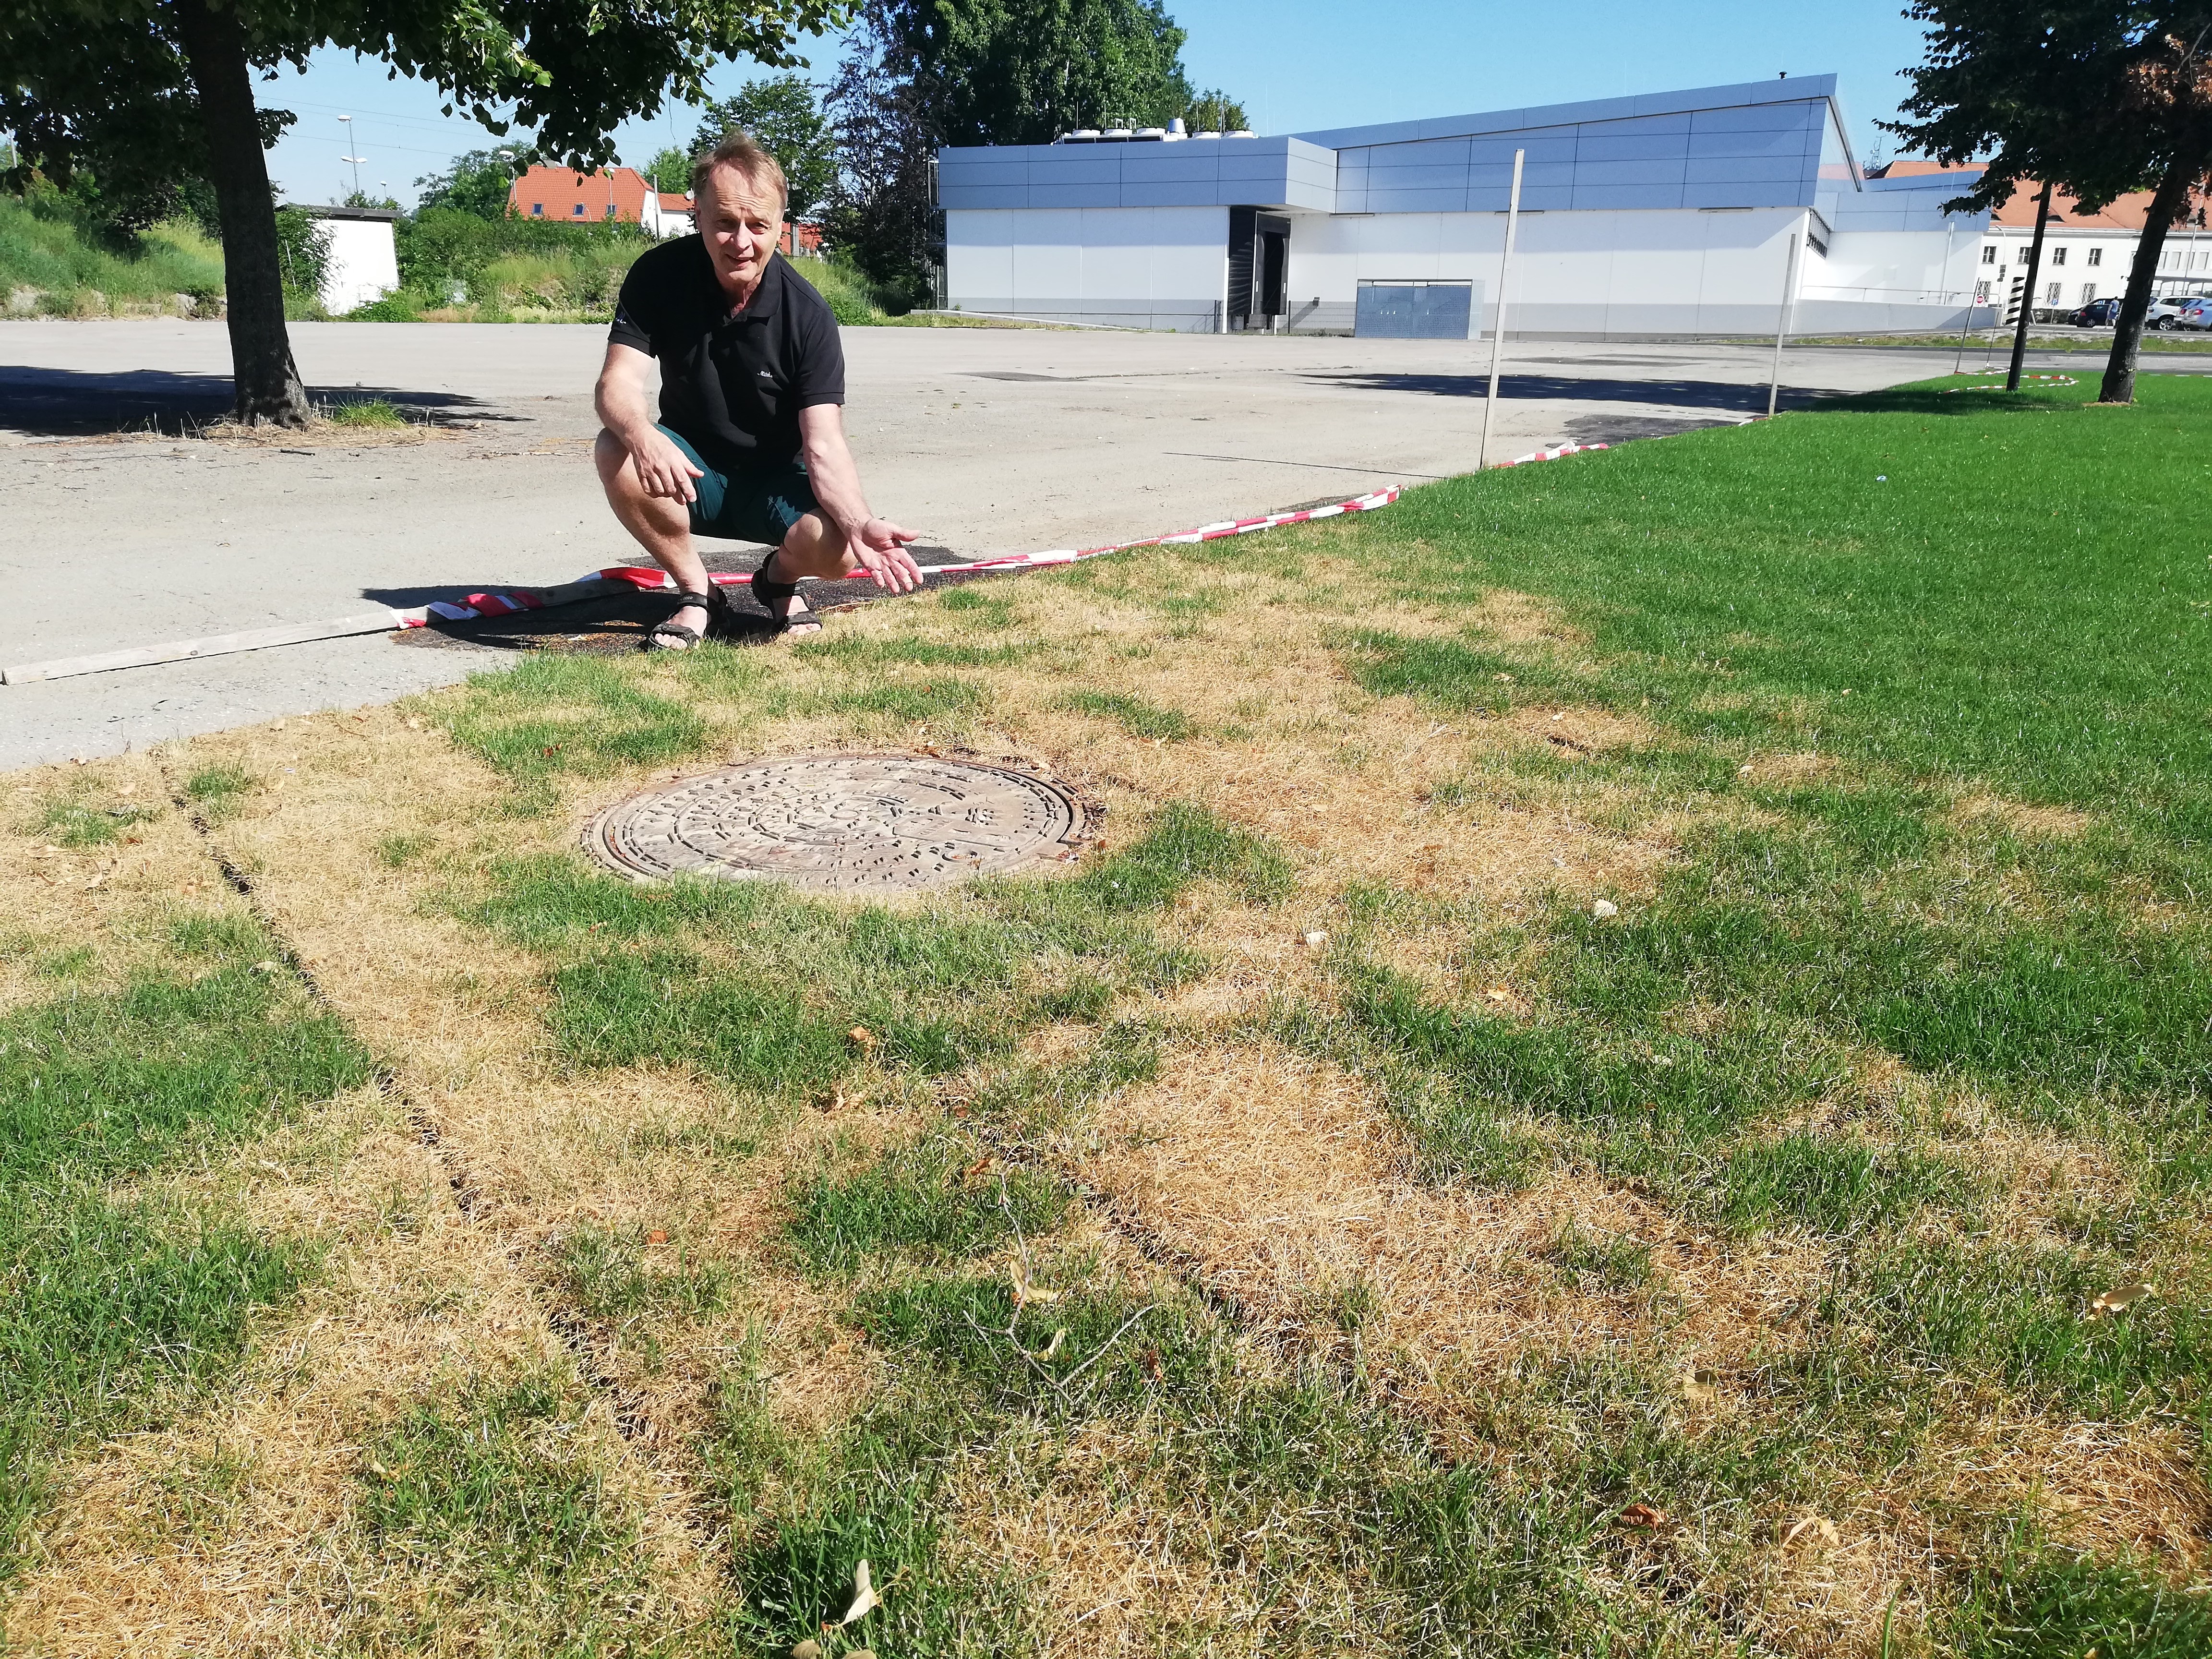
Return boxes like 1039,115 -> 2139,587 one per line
1551,712 -> 1564,721
1591,899 -> 1619,920
1301,930 -> 1328,948
1738,763 -> 1754,777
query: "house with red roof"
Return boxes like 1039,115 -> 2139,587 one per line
505,165 -> 825,253
508,166 -> 693,237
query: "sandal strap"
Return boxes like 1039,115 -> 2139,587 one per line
753,551 -> 798,603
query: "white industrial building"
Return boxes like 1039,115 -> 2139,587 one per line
937,77 -> 1993,337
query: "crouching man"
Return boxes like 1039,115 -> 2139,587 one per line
593,132 -> 922,649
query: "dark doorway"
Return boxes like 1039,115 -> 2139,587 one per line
1228,207 -> 1293,330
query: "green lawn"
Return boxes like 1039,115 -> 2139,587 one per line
11,372 -> 2212,1654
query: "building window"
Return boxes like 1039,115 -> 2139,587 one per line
573,204 -> 585,216
2046,280 -> 2062,304
606,204 -> 618,219
531,203 -> 543,216
1974,279 -> 1990,302
2087,246 -> 2103,266
2050,245 -> 2068,266
1982,245 -> 1997,264
2082,284 -> 2096,303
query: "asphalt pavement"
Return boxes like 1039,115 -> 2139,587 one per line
0,320 -> 2152,769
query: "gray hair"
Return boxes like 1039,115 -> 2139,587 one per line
691,131 -> 787,204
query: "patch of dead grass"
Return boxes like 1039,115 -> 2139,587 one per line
1057,1039 -> 1831,1398
1949,792 -> 2094,840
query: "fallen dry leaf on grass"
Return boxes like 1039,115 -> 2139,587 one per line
1780,1516 -> 1840,1550
1591,898 -> 1620,920
1300,930 -> 1328,948
1029,1327 -> 1068,1362
2087,1282 -> 2156,1319
837,1559 -> 881,1625
1618,1503 -> 1669,1530
645,1229 -> 667,1246
791,1642 -> 823,1659
1680,1372 -> 1718,1407
1010,1259 -> 1062,1307
848,1026 -> 877,1053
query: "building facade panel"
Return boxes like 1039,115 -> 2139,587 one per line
1690,102 -> 1820,133
1574,132 -> 1694,163
941,78 -> 1983,335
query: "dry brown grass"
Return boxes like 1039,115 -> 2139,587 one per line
1949,792 -> 2095,840
6,527 -> 2202,1655
1054,1040 -> 1830,1401
0,753 -> 234,1013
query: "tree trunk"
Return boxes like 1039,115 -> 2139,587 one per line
2103,150 -> 2205,406
172,0 -> 310,426
2006,182 -> 2053,392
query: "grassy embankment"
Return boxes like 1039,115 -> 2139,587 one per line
0,191 -> 224,317
4,375 -> 2210,1656
0,188 -> 992,328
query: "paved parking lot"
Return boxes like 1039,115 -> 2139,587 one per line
0,319 -> 2146,768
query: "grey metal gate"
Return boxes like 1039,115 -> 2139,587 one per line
1356,280 -> 1475,339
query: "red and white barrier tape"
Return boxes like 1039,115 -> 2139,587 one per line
1498,441 -> 1609,468
1943,372 -> 2079,395
397,485 -> 1402,626
0,488 -> 1401,685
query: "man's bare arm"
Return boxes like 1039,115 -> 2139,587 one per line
595,342 -> 702,503
799,402 -> 923,592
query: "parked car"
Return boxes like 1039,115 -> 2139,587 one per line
2174,297 -> 2212,330
2068,297 -> 2122,327
2146,295 -> 2212,329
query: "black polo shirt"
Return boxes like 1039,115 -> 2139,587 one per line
608,239 -> 844,473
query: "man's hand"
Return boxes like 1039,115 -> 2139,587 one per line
848,517 -> 924,592
627,428 -> 706,504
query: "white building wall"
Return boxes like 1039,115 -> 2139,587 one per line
1803,225 -> 1985,331
319,219 -> 399,314
946,205 -> 1227,329
1286,206 -> 1805,335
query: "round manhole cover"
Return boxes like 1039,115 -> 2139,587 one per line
585,754 -> 1087,891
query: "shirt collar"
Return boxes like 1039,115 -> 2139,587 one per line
717,252 -> 784,324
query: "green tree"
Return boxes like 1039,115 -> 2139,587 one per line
694,73 -> 837,222
415,147 -> 534,219
0,0 -> 840,427
1181,87 -> 1245,132
1886,3 -> 2212,404
825,0 -> 1204,298
642,145 -> 693,194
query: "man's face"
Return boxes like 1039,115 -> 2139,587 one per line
697,165 -> 782,299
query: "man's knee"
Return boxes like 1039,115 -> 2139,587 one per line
780,511 -> 850,574
594,428 -> 631,491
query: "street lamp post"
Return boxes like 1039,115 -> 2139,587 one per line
337,115 -> 362,199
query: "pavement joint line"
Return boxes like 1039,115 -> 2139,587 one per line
152,747 -> 662,1444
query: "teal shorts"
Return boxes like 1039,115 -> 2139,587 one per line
659,425 -> 818,545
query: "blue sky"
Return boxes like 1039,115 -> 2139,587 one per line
262,0 -> 1934,208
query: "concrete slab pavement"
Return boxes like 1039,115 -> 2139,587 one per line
0,319 -> 2123,770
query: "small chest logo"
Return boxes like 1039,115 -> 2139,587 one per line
757,370 -> 775,379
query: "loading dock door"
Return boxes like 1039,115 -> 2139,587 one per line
1228,207 -> 1293,329
1356,280 -> 1475,339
